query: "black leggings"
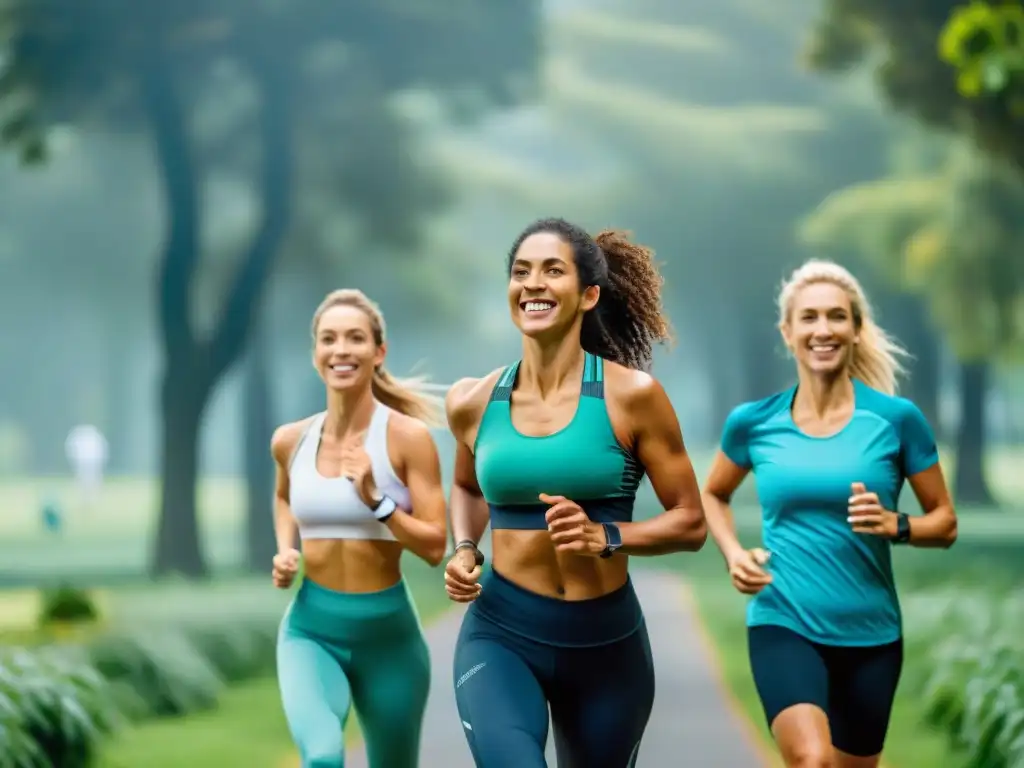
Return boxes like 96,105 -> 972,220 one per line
453,571 -> 654,768
748,624 -> 903,757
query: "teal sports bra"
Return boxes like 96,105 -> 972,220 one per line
474,352 -> 645,530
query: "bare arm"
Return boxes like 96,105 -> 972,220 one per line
905,463 -> 958,548
446,377 -> 491,547
701,450 -> 752,564
383,419 -> 448,566
270,424 -> 302,554
615,376 -> 706,556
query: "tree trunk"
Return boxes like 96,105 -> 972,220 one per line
144,48 -> 294,578
954,360 -> 995,507
244,321 -> 276,572
153,369 -> 211,577
884,294 -> 941,436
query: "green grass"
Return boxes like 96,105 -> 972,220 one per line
0,473 -> 452,768
97,677 -> 291,768
0,456 -> 1020,768
92,556 -> 449,768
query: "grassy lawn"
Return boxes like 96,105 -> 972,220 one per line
91,555 -> 450,768
0,452 -> 1020,768
0,475 -> 452,768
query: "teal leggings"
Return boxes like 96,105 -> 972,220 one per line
277,577 -> 430,768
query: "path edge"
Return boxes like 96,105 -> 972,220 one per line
676,578 -> 779,767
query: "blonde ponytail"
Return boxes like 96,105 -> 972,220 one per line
312,289 -> 444,426
778,260 -> 909,395
371,367 -> 444,427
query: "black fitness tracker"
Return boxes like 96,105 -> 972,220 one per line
455,539 -> 485,567
892,511 -> 911,544
599,523 -> 622,559
370,493 -> 398,523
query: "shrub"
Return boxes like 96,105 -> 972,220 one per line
0,582 -> 287,766
0,645 -> 118,768
38,585 -> 100,627
85,616 -> 278,720
905,589 -> 1024,768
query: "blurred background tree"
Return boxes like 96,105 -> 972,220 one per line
0,0 -> 541,576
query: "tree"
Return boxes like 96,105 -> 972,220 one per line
805,0 -> 1024,169
0,0 -> 541,577
800,141 -> 1024,504
444,0 -> 907,433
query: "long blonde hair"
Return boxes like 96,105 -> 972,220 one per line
311,289 -> 444,426
777,260 -> 908,395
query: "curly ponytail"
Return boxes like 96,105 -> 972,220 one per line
507,218 -> 673,371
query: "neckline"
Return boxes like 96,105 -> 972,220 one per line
311,405 -> 377,480
505,352 -> 592,441
786,379 -> 859,441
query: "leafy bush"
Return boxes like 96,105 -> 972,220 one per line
1,595 -> 282,766
38,585 -> 100,626
0,645 -> 118,768
85,617 -> 278,720
905,589 -> 1024,768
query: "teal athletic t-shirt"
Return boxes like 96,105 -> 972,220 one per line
721,379 -> 939,647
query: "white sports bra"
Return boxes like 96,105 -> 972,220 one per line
288,404 -> 411,541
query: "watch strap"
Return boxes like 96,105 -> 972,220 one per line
599,523 -> 622,559
455,539 -> 485,567
892,512 -> 911,544
372,495 -> 398,523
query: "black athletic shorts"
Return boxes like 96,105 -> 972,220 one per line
748,624 -> 903,757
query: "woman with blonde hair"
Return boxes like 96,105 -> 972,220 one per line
270,288 -> 448,768
702,260 -> 958,768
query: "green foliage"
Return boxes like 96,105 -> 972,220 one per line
0,645 -> 118,768
805,0 -> 1024,170
38,585 -> 99,627
800,140 -> 1024,361
0,597 -> 280,767
85,616 -> 277,721
939,2 -> 1024,99
904,589 -> 1024,767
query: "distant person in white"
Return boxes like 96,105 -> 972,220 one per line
64,424 -> 108,509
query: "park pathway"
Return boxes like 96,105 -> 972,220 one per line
345,569 -> 769,767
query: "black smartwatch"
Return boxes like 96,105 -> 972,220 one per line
370,493 -> 397,523
455,539 -> 485,567
599,523 -> 622,559
891,512 -> 911,544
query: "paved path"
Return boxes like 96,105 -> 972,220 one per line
346,570 -> 769,767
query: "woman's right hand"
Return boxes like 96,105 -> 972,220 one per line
727,547 -> 772,595
444,547 -> 483,603
272,548 -> 301,589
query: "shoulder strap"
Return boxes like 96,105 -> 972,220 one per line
581,353 -> 605,399
288,413 -> 324,472
488,362 -> 520,403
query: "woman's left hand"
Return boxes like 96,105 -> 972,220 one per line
341,433 -> 379,507
540,493 -> 607,556
847,482 -> 898,538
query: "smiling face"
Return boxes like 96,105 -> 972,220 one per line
781,280 -> 860,378
507,232 -> 599,339
312,303 -> 386,393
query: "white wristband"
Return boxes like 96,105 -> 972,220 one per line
373,495 -> 398,523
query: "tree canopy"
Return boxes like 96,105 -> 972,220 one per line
805,0 -> 1024,169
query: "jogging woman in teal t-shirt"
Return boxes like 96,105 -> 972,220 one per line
703,260 -> 958,768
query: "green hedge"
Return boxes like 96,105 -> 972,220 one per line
1,607 -> 280,767
905,589 -> 1024,768
0,645 -> 118,768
